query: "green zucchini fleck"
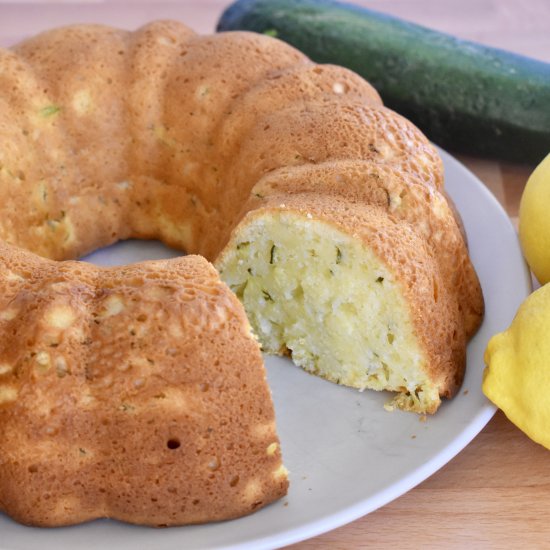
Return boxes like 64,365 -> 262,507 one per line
39,105 -> 61,118
262,289 -> 273,301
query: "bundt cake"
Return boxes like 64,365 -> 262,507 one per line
0,19 -> 483,526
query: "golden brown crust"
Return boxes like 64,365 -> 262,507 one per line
0,242 -> 287,526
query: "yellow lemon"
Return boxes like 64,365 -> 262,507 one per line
483,283 -> 550,449
519,153 -> 550,285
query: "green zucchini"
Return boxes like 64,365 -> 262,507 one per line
218,0 -> 550,164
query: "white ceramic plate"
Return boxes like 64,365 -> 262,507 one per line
0,149 -> 531,549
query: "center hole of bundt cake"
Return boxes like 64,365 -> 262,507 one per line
216,211 -> 440,412
80,239 -> 182,266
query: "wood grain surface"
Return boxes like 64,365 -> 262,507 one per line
0,1 -> 547,548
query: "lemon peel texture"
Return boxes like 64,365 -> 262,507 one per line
483,283 -> 550,449
519,153 -> 550,285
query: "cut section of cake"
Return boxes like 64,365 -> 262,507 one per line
217,192 -> 478,414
